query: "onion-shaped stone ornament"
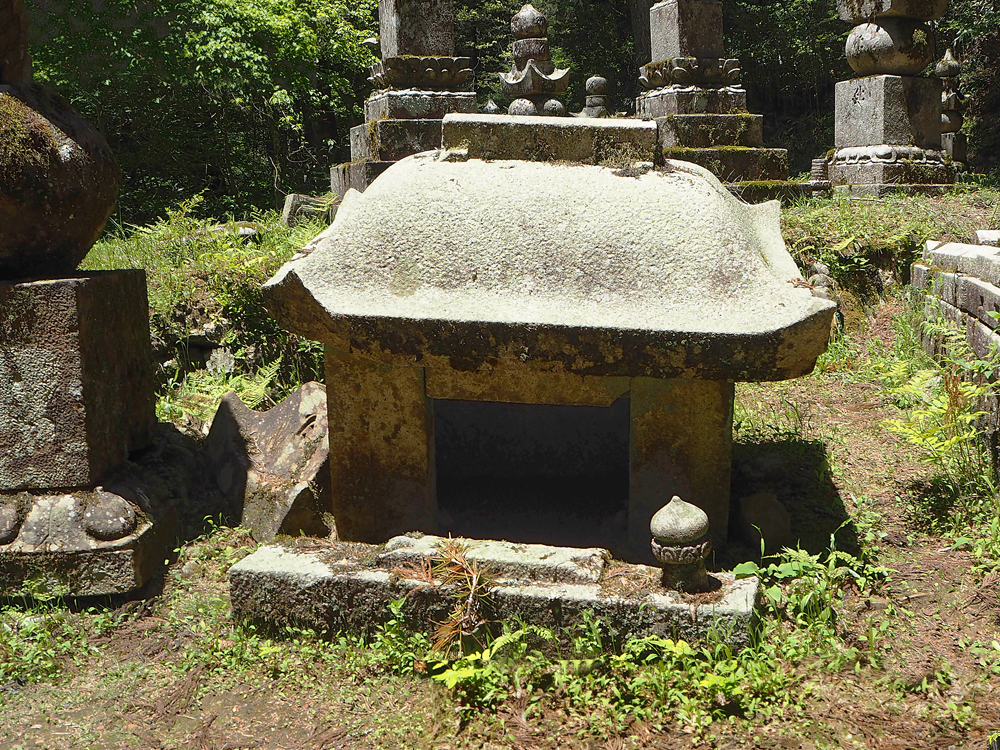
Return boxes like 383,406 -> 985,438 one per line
650,495 -> 712,592
845,19 -> 935,76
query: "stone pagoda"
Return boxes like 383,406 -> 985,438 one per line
1,0 -> 174,595
331,0 -> 475,196
499,4 -> 569,116
828,0 -> 955,194
937,48 -> 967,165
635,0 -> 788,186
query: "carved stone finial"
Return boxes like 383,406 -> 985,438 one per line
650,495 -> 712,592
573,75 -> 611,118
499,4 -> 569,116
482,96 -> 502,115
936,46 -> 961,78
937,47 -> 966,147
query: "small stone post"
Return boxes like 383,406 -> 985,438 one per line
573,76 -> 611,118
499,4 -> 569,116
650,495 -> 712,592
937,48 -> 967,164
828,0 -> 955,194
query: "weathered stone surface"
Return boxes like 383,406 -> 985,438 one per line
330,160 -> 392,197
661,146 -> 788,182
364,90 -> 476,121
650,496 -> 710,544
0,84 -> 119,279
0,272 -> 155,491
325,347 -> 436,543
637,87 -> 746,118
350,119 -> 443,162
264,152 -> 835,383
834,76 -> 942,149
735,491 -> 792,551
441,113 -> 658,164
229,541 -> 760,648
828,159 -> 955,190
378,0 -> 454,58
380,535 -> 607,583
369,56 -> 472,91
630,379 -> 732,557
203,382 -> 332,542
846,20 -> 935,76
975,230 -> 1000,247
649,0 -> 724,62
837,0 -> 948,22
656,114 -> 763,148
281,193 -> 333,228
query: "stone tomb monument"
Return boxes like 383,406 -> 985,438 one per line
330,0 -> 475,196
264,116 -> 835,562
0,0 -> 174,595
635,0 -> 789,187
828,0 -> 955,194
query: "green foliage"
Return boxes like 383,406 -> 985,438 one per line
0,589 -> 95,685
28,0 -> 377,221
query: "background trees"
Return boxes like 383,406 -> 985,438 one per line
24,0 -> 1000,224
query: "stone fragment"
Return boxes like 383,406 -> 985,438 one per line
649,496 -> 712,592
378,0 -> 454,57
203,382 -> 332,542
0,271 -> 155,491
975,230 -> 1000,247
281,193 -> 334,228
573,76 -> 611,118
0,84 -> 119,279
649,0 -> 724,61
834,76 -> 942,149
736,491 -> 792,551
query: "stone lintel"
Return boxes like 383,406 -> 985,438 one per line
331,160 -> 393,197
365,90 -> 476,121
426,364 -> 630,406
636,87 -> 746,118
656,113 -> 763,148
229,542 -> 760,649
378,0 -> 454,58
629,378 -> 733,560
650,0 -> 725,62
836,0 -> 948,22
834,76 -> 942,149
441,113 -> 659,164
324,347 -> 437,543
350,120 -> 444,162
0,271 -> 154,491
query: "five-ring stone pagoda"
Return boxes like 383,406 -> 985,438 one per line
264,116 -> 836,562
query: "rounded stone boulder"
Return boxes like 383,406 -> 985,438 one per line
846,20 -> 935,76
0,84 -> 120,280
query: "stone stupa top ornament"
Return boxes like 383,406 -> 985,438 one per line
499,4 -> 569,116
650,495 -> 713,592
0,0 -> 119,280
573,75 -> 611,118
936,48 -> 966,135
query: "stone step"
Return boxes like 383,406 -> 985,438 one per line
365,90 -> 477,121
662,146 -> 788,182
656,114 -> 763,148
350,120 -> 443,162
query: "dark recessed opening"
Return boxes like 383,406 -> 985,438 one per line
434,397 -> 630,558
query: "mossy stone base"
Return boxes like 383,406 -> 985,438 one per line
350,120 -> 443,162
662,147 -> 788,182
657,114 -> 763,149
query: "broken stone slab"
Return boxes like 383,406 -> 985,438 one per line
441,113 -> 658,164
229,539 -> 760,649
0,271 -> 155,491
203,382 -> 332,542
834,76 -> 942,149
974,230 -> 1000,247
281,194 -> 334,228
957,275 -> 1000,329
364,90 -> 476,121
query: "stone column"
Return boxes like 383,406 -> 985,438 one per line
325,347 -> 437,542
332,0 -> 476,196
828,0 -> 955,194
635,0 -> 788,185
628,377 -> 733,561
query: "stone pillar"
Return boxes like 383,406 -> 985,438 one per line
324,347 -> 437,542
332,0 -> 475,196
635,0 -> 788,185
828,0 -> 954,194
628,378 -> 733,561
499,4 -> 569,116
937,48 -> 967,164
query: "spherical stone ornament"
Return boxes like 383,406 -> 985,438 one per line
586,76 -> 608,95
509,98 -> 539,116
0,83 -> 120,280
941,109 -> 963,133
511,4 -> 547,40
650,495 -> 710,545
542,98 -> 565,116
82,487 -> 138,541
846,20 -> 935,76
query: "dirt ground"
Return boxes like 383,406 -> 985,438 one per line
2,299 -> 1000,750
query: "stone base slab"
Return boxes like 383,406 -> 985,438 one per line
829,160 -> 955,190
0,271 -> 155,491
834,76 -> 942,149
365,90 -> 476,121
331,160 -> 393,196
656,113 -> 763,148
350,120 -> 443,162
441,113 -> 658,165
637,87 -> 746,118
662,147 -> 788,182
229,537 -> 760,649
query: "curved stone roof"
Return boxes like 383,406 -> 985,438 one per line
264,153 -> 835,381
